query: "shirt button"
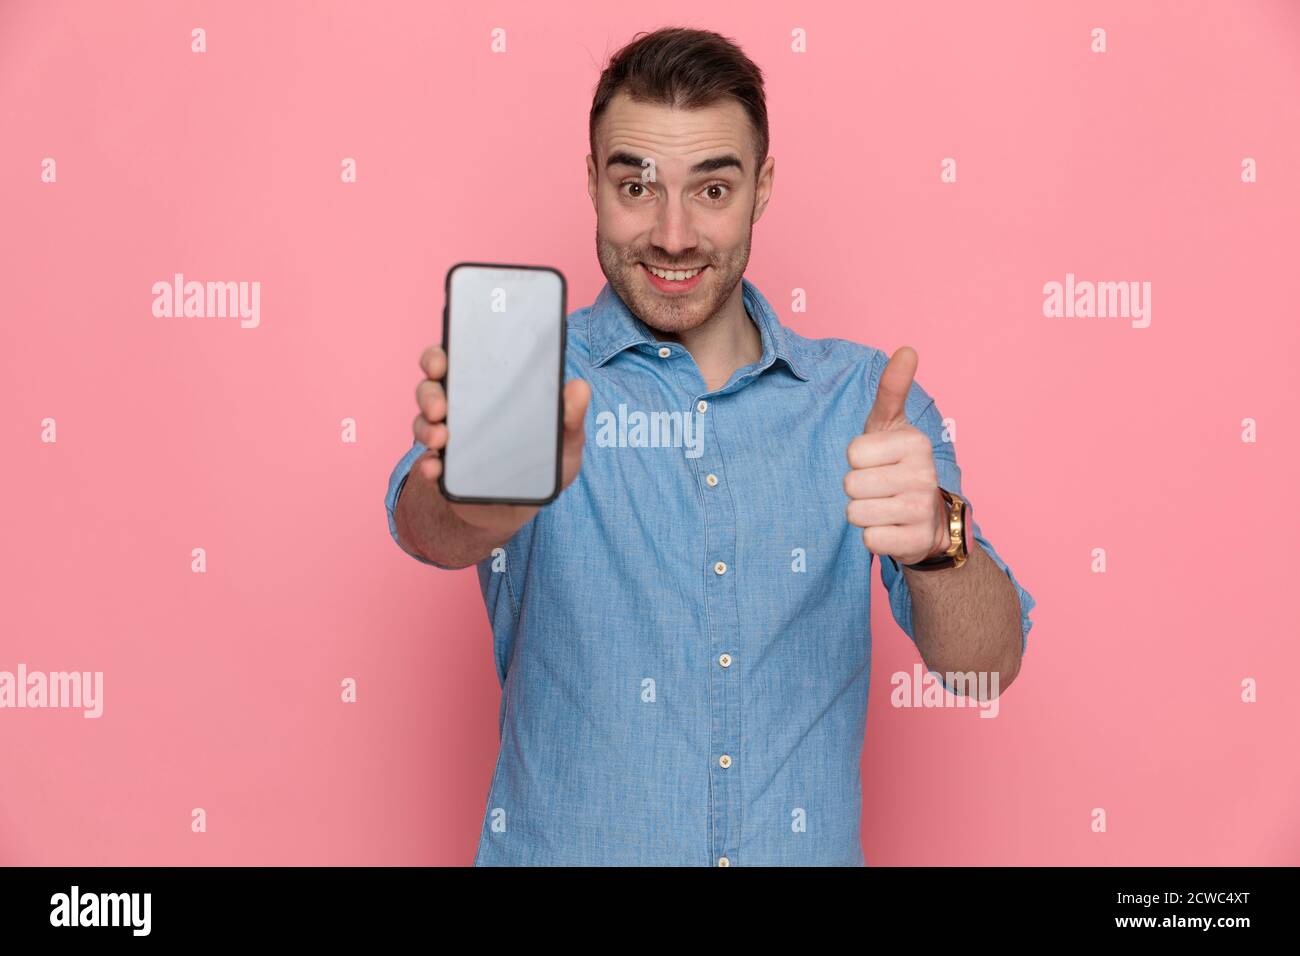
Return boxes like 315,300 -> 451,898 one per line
718,857 -> 730,867
706,473 -> 719,487
696,399 -> 709,413
719,754 -> 732,768
719,653 -> 732,667
713,561 -> 727,575
657,346 -> 671,358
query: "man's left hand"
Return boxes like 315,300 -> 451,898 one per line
843,346 -> 949,566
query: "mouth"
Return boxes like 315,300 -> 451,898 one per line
640,261 -> 708,294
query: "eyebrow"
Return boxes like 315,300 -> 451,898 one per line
605,151 -> 744,176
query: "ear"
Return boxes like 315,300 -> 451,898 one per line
752,154 -> 775,224
586,153 -> 598,212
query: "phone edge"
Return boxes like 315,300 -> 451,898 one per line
436,261 -> 568,508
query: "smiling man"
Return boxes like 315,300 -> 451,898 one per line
386,26 -> 1036,866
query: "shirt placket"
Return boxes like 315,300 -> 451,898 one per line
692,390 -> 742,867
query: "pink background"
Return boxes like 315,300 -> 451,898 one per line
2,0 -> 1298,865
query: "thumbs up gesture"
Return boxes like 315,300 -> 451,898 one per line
844,346 -> 950,566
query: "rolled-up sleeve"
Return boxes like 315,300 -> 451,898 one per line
384,439 -> 447,568
875,379 -> 1036,655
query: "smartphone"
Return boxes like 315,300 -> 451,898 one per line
437,262 -> 567,505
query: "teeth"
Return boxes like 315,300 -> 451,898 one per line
645,264 -> 703,281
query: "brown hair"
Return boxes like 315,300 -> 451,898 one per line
589,27 -> 769,177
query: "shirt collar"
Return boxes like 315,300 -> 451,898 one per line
586,275 -> 810,383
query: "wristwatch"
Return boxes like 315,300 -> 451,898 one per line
904,487 -> 969,571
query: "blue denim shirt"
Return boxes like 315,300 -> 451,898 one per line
385,277 -> 1035,866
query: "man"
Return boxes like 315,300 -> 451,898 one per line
386,27 -> 1035,866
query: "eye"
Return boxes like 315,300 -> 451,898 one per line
620,181 -> 653,199
701,182 -> 731,203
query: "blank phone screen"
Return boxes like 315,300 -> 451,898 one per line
442,265 -> 564,502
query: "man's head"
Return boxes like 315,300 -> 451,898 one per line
587,27 -> 774,335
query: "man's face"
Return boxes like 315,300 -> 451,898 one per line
587,90 -> 774,335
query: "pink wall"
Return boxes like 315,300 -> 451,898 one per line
2,0 -> 1297,865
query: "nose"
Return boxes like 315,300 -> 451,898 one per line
648,191 -> 699,262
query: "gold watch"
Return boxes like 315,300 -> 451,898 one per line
904,487 -> 968,571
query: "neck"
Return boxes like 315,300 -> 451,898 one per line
658,283 -> 764,392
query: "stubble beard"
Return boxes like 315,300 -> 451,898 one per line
595,222 -> 753,336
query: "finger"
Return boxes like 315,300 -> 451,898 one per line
845,429 -> 916,470
845,496 -> 915,529
420,344 -> 447,381
416,379 -> 446,423
413,449 -> 443,484
861,523 -> 909,556
411,411 -> 448,451
843,460 -> 910,500
865,346 -> 917,433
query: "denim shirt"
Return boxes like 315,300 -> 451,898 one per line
385,277 -> 1035,866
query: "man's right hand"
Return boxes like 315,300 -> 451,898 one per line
410,344 -> 591,541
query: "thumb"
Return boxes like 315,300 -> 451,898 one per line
865,346 -> 917,433
560,378 -> 591,488
563,378 -> 591,435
